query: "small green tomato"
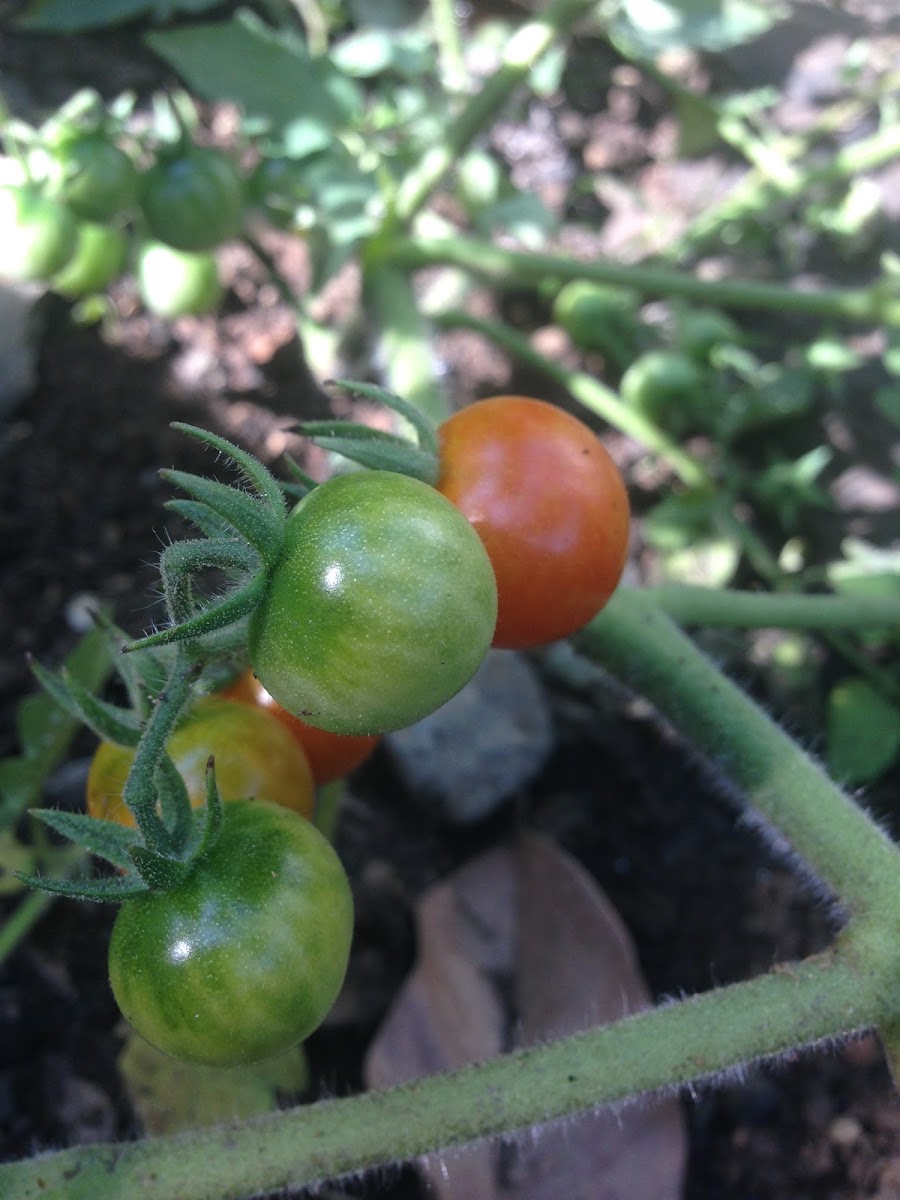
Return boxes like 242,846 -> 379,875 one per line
249,471 -> 499,735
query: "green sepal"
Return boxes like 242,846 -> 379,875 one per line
30,808 -> 140,872
170,423 -> 287,514
298,422 -> 440,484
159,536 -> 261,627
327,378 -> 440,457
29,659 -> 142,747
165,498 -> 239,540
160,471 -> 284,568
16,870 -> 148,903
130,845 -> 192,892
126,568 -> 269,653
280,453 -> 317,497
187,759 -> 224,861
89,613 -> 173,719
156,753 -> 193,847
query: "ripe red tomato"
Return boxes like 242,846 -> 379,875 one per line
436,396 -> 630,649
222,671 -> 379,785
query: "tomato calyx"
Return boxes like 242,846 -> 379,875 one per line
22,642 -> 230,903
118,423 -> 290,655
295,379 -> 441,484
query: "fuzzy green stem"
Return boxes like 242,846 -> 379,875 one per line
430,0 -> 466,93
392,235 -> 900,326
435,308 -> 711,488
0,948 -> 885,1200
649,585 -> 900,630
577,588 -> 900,916
672,115 -> 900,261
390,0 -> 596,223
362,256 -> 448,422
122,653 -> 197,853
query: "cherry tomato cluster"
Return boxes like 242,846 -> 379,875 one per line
0,107 -> 316,319
89,690 -> 376,1066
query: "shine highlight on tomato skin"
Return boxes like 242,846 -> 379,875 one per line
436,396 -> 630,649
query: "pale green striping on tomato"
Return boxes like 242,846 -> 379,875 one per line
108,800 -> 354,1067
248,471 -> 498,736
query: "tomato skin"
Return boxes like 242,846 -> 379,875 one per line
87,698 -> 315,827
248,471 -> 498,736
47,134 -> 137,221
108,799 -> 354,1066
0,185 -> 78,282
52,221 -> 127,297
619,350 -> 706,436
140,146 -> 244,252
222,671 -> 379,785
436,396 -> 630,649
136,241 -> 222,318
552,280 -> 641,362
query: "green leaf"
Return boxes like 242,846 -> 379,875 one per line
0,622 -> 114,827
331,28 -> 431,78
16,0 -> 220,33
610,0 -> 787,57
0,832 -> 37,895
673,91 -> 721,157
119,1031 -> 310,1134
145,11 -> 361,146
30,660 -> 142,747
827,677 -> 900,787
661,537 -> 740,589
473,190 -> 557,250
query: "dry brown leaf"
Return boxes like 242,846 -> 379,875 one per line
365,832 -> 686,1200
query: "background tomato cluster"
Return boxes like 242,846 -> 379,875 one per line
0,107 -> 315,317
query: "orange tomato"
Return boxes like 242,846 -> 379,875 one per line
86,697 -> 315,827
222,671 -> 379,785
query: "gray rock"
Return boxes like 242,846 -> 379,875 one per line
386,650 -> 553,825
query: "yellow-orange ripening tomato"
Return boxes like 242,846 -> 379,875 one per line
87,698 -> 315,828
222,671 -> 379,786
436,396 -> 630,649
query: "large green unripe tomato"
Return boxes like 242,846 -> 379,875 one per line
249,471 -> 498,736
108,799 -> 354,1066
136,241 -> 222,318
46,133 -> 138,221
140,145 -> 244,251
52,221 -> 128,297
0,185 -> 78,282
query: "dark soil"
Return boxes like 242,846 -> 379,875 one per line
2,5 -> 900,1199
